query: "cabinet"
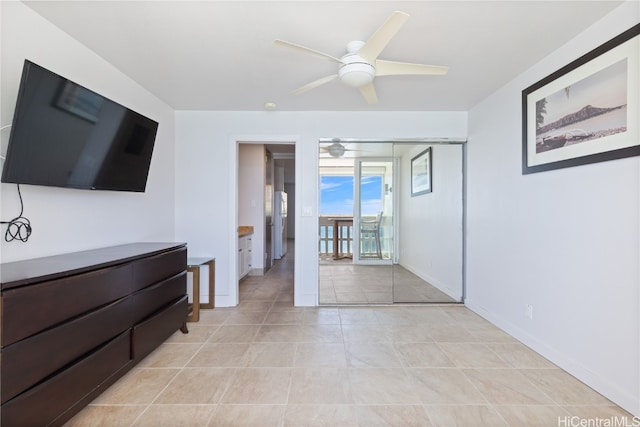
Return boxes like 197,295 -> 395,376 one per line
0,242 -> 188,427
238,234 -> 253,278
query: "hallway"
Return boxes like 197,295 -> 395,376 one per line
239,241 -> 295,309
65,245 -> 632,426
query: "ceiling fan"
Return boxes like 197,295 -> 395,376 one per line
319,141 -> 374,158
320,142 -> 355,158
274,11 -> 448,105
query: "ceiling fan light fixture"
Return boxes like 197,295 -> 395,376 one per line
327,143 -> 346,157
275,11 -> 448,103
338,58 -> 375,88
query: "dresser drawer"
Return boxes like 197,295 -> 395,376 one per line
132,295 -> 188,361
131,272 -> 186,324
1,263 -> 132,347
1,330 -> 131,427
132,247 -> 186,292
1,297 -> 132,404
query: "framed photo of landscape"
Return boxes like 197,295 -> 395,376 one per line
411,147 -> 432,196
522,24 -> 640,174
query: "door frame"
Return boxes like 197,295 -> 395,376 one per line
231,135 -> 299,307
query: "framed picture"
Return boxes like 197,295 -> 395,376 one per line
411,147 -> 432,196
522,24 -> 639,174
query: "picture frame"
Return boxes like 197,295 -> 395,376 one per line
411,147 -> 432,196
522,24 -> 639,174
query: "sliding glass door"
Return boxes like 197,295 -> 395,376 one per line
353,159 -> 394,264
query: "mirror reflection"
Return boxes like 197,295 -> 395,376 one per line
318,140 -> 464,305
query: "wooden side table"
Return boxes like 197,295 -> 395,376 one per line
327,217 -> 353,259
186,257 -> 215,322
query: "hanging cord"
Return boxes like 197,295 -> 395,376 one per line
1,125 -> 32,241
1,184 -> 32,242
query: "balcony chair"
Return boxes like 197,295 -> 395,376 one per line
360,211 -> 382,259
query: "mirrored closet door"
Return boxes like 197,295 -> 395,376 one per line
318,139 -> 464,305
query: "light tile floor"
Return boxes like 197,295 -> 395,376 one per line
66,252 -> 633,426
319,262 -> 456,304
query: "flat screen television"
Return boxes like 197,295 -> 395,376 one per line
1,60 -> 159,192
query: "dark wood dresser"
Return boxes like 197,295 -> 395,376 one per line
0,242 -> 188,427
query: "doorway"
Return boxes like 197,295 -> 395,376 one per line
318,139 -> 465,305
237,142 -> 296,304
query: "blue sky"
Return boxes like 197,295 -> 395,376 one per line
320,175 -> 382,215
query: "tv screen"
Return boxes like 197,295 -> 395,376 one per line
1,60 -> 158,192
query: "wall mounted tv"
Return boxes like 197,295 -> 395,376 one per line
1,60 -> 159,192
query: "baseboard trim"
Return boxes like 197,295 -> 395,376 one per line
464,298 -> 640,416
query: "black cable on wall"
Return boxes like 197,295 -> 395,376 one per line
1,184 -> 32,242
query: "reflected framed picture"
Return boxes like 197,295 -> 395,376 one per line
411,147 -> 432,196
522,23 -> 640,174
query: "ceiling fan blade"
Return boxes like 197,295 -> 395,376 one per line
357,11 -> 409,63
375,59 -> 449,76
359,82 -> 378,105
274,39 -> 344,64
292,74 -> 338,95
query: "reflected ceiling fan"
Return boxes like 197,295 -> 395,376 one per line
320,141 -> 373,158
274,11 -> 448,105
320,142 -> 356,158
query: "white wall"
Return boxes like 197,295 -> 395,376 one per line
175,111 -> 467,307
0,2 -> 177,262
399,144 -> 463,300
284,182 -> 295,239
466,1 -> 639,414
238,144 -> 265,271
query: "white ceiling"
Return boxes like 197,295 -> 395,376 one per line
23,1 -> 622,111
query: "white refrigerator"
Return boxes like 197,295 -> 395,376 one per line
274,191 -> 288,259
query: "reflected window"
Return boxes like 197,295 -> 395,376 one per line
320,175 -> 382,215
320,175 -> 353,215
360,175 -> 383,216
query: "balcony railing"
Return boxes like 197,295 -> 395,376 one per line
319,216 -> 353,259
319,215 -> 382,260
